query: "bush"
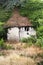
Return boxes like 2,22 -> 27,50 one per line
0,8 -> 12,22
0,38 -> 5,49
28,36 -> 37,43
21,38 -> 34,47
20,36 -> 37,43
20,36 -> 43,48
0,39 -> 13,50
20,38 -> 28,43
37,26 -> 43,38
20,36 -> 37,47
0,25 -> 5,39
35,38 -> 43,48
0,25 -> 7,40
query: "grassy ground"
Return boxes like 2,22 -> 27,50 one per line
0,42 -> 43,65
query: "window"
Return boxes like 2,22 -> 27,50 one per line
25,27 -> 29,31
25,27 -> 27,31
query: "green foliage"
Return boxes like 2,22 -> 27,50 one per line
19,1 -> 43,29
2,0 -> 25,10
28,36 -> 37,43
38,19 -> 43,26
20,36 -> 37,44
0,24 -> 6,40
20,38 -> 28,43
35,38 -> 43,48
0,39 -> 13,50
37,26 -> 43,38
0,26 -> 4,39
21,36 -> 43,48
38,26 -> 43,32
0,38 -> 5,49
0,0 -> 6,5
0,22 -> 4,25
2,0 -> 43,10
0,7 -> 12,22
20,38 -> 32,47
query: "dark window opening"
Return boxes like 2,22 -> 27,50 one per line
25,27 -> 27,31
27,27 -> 29,31
25,27 -> 29,31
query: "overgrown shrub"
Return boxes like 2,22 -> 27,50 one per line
0,39 -> 13,49
21,36 -> 36,43
0,8 -> 12,22
20,38 -> 28,43
20,36 -> 37,47
35,38 -> 43,48
0,38 -> 5,49
20,36 -> 43,48
0,26 -> 4,38
37,26 -> 43,38
28,36 -> 37,43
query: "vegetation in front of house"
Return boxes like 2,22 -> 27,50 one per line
0,39 -> 14,50
20,36 -> 43,48
0,0 -> 43,49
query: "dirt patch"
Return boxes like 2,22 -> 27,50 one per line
0,42 -> 43,65
0,53 -> 36,65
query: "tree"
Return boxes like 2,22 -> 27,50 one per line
37,26 -> 43,38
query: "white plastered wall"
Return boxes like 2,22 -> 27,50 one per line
7,27 -> 36,41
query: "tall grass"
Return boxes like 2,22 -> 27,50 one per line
20,36 -> 43,48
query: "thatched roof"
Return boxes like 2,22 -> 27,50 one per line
4,9 -> 32,28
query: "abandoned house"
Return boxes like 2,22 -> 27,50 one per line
4,9 -> 36,41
